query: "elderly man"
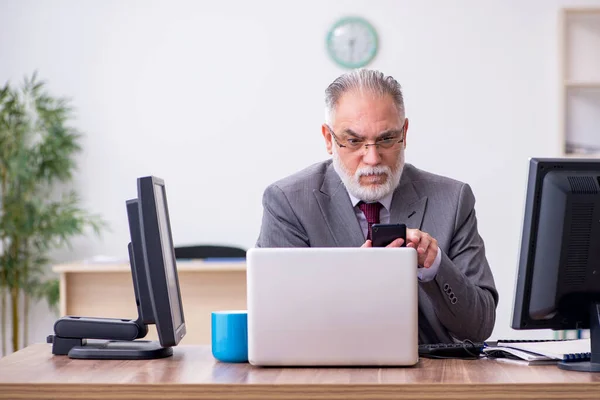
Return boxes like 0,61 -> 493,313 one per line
255,68 -> 498,344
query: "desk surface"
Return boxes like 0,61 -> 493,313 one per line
1,344 -> 600,399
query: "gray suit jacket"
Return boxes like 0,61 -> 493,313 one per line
256,160 -> 498,344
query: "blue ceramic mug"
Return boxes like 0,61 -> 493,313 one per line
211,310 -> 248,363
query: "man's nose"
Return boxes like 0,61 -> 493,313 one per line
362,144 -> 382,165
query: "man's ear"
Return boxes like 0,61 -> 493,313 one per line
402,118 -> 409,149
322,124 -> 333,155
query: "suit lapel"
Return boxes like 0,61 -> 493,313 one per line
313,165 -> 365,247
389,169 -> 427,230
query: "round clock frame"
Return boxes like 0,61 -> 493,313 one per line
326,16 -> 379,69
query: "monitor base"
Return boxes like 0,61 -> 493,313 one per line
558,361 -> 600,372
67,339 -> 172,360
557,303 -> 600,372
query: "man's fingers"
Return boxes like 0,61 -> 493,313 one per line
361,240 -> 372,248
405,229 -> 439,268
406,228 -> 422,247
386,238 -> 405,247
423,245 -> 438,268
417,234 -> 432,255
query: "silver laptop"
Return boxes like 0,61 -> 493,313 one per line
246,247 -> 419,366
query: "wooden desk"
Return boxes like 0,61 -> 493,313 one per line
1,343 -> 600,399
52,260 -> 246,345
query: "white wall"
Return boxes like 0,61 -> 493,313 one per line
2,0 -> 600,356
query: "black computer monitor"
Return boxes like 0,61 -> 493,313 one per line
512,158 -> 600,372
126,198 -> 155,326
137,176 -> 186,347
48,176 -> 185,359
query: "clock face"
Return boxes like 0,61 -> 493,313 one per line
326,17 -> 378,69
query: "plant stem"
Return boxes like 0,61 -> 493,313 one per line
10,237 -> 19,353
0,272 -> 5,356
0,165 -> 7,355
22,239 -> 29,347
22,292 -> 28,347
10,285 -> 18,353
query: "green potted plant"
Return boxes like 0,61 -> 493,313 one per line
0,72 -> 106,355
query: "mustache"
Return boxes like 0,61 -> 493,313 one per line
355,166 -> 391,178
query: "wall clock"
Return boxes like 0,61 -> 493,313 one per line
326,16 -> 378,69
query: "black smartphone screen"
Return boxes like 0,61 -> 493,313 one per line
371,223 -> 407,247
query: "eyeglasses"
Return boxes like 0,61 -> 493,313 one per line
326,123 -> 405,153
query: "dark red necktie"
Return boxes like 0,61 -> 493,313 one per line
358,201 -> 382,240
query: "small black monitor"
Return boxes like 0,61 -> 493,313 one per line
126,198 -> 155,325
511,158 -> 600,372
48,176 -> 185,359
137,176 -> 186,347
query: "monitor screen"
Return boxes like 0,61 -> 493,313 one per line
153,183 -> 184,330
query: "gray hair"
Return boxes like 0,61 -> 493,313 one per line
324,69 -> 405,125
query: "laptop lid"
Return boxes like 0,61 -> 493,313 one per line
246,247 -> 418,366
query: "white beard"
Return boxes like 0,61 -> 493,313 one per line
332,146 -> 404,202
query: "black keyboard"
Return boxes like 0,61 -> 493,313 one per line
419,342 -> 485,359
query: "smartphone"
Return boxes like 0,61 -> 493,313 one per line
371,223 -> 407,247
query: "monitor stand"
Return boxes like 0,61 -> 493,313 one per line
47,316 -> 172,360
558,302 -> 600,372
47,242 -> 172,360
57,338 -> 172,360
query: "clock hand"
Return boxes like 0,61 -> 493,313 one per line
349,38 -> 355,63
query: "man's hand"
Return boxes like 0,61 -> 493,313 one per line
406,228 -> 438,268
362,228 -> 438,269
361,238 -> 405,248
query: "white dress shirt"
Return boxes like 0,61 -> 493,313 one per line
346,191 -> 441,282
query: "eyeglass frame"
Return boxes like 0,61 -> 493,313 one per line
325,121 -> 406,153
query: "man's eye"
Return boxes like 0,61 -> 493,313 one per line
379,137 -> 395,143
346,138 -> 362,145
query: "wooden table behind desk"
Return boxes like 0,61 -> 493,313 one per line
52,260 -> 247,345
1,343 -> 600,400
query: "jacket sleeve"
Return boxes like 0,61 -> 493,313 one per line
419,183 -> 499,341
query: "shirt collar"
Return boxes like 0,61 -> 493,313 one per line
347,189 -> 394,212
